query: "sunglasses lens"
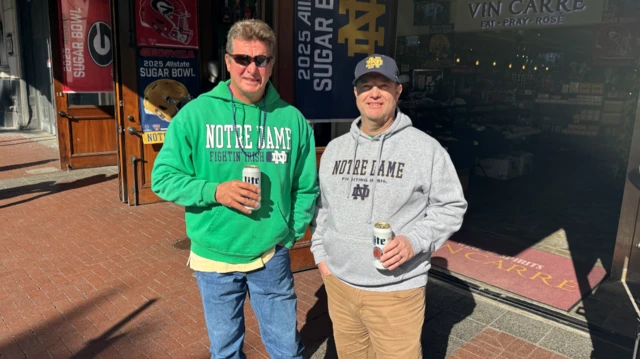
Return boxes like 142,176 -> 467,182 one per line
233,55 -> 252,66
229,54 -> 271,67
255,56 -> 269,67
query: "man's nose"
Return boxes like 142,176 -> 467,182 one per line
245,61 -> 258,74
370,87 -> 381,97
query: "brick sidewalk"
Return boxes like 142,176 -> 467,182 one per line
0,133 -> 631,359
0,134 -> 60,181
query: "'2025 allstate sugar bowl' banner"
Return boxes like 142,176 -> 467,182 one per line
136,47 -> 200,143
295,0 -> 393,121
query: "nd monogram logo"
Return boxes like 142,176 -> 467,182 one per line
352,184 -> 370,200
366,56 -> 383,69
272,151 -> 288,164
338,0 -> 386,56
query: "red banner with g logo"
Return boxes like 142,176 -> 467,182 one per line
59,0 -> 114,93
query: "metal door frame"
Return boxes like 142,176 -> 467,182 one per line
612,95 -> 640,281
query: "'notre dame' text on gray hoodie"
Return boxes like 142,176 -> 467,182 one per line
311,111 -> 468,292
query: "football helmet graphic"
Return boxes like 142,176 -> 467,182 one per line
143,79 -> 191,122
139,0 -> 193,45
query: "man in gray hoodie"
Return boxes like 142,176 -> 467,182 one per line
310,54 -> 468,358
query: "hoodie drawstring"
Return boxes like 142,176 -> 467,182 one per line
346,137 -> 360,198
368,134 -> 386,223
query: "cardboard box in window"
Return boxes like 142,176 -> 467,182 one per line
475,152 -> 533,180
591,83 -> 604,96
475,155 -> 520,180
510,151 -> 533,175
604,100 -> 623,113
579,83 -> 592,95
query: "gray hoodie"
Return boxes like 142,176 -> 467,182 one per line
310,111 -> 467,292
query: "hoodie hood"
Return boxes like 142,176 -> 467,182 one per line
349,110 -> 413,141
204,79 -> 282,107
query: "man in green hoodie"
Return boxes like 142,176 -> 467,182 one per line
151,19 -> 318,359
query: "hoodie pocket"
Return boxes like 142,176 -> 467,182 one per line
322,229 -> 383,282
257,202 -> 291,244
202,202 -> 291,256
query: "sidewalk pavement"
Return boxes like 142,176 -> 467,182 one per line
0,131 -> 634,359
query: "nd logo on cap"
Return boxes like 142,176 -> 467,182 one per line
365,56 -> 383,69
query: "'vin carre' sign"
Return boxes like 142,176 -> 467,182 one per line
455,0 -> 605,31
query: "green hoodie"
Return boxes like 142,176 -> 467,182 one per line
151,80 -> 318,264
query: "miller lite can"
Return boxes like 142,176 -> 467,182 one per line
242,165 -> 261,210
373,222 -> 393,270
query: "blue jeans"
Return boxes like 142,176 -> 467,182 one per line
196,246 -> 304,359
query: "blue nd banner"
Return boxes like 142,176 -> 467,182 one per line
295,0 -> 394,121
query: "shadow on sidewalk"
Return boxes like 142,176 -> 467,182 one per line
0,288 -> 159,358
69,299 -> 159,359
0,159 -> 58,172
0,174 -> 117,209
423,259 -> 476,359
300,284 -> 338,359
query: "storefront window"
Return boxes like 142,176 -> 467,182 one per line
67,92 -> 115,106
393,0 -> 640,327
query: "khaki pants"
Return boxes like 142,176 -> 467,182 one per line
322,274 -> 426,359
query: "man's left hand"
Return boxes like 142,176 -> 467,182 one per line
380,235 -> 415,271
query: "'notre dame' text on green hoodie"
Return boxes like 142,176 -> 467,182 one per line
151,80 -> 319,264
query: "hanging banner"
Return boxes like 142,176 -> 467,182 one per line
137,47 -> 200,138
414,0 -> 450,26
59,0 -> 114,93
135,0 -> 199,49
455,0 -> 605,32
295,0 -> 394,120
594,1 -> 640,66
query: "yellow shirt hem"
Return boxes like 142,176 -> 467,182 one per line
188,247 -> 276,273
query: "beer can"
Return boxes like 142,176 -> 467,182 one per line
373,222 -> 393,270
242,165 -> 261,210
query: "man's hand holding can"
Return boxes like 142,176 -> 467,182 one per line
215,180 -> 261,214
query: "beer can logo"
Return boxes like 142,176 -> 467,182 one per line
242,166 -> 261,210
373,222 -> 392,270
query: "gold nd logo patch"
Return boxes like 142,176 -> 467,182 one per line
365,56 -> 383,69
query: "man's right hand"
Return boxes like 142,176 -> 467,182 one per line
215,180 -> 261,214
318,261 -> 332,277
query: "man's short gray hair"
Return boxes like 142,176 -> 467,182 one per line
226,20 -> 277,57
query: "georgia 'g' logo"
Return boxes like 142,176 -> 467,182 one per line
152,0 -> 174,15
365,56 -> 383,69
87,21 -> 113,67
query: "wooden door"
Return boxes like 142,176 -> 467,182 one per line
50,0 -> 117,170
112,0 -> 214,205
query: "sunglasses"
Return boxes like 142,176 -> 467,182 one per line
227,54 -> 274,67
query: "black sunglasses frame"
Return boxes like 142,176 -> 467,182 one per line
227,53 -> 274,67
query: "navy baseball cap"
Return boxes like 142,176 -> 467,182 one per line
352,54 -> 399,85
